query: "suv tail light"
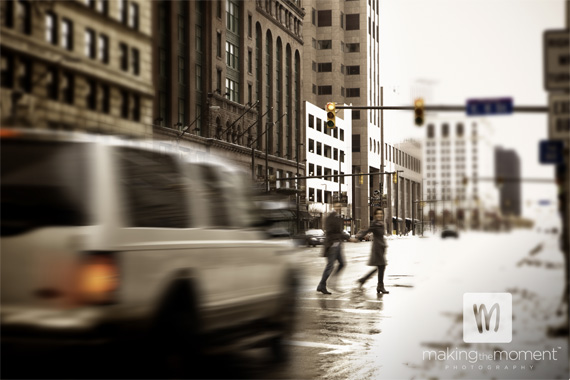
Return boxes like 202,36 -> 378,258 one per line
77,252 -> 119,305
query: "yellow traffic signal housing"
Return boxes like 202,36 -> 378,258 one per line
393,172 -> 398,184
326,102 -> 336,128
414,98 -> 424,126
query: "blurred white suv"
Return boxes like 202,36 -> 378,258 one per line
1,128 -> 298,377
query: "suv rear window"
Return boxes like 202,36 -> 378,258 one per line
1,140 -> 91,236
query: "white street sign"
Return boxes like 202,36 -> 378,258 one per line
544,30 -> 570,92
549,93 -> 570,140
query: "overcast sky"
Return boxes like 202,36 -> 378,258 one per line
379,0 -> 567,220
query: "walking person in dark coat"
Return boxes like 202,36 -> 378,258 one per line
355,208 -> 389,294
317,202 -> 349,295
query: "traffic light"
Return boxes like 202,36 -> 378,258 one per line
414,98 -> 425,126
393,172 -> 398,184
326,102 -> 336,129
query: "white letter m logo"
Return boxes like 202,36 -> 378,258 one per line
473,303 -> 500,333
463,293 -> 512,343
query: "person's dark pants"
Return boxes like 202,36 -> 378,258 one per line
318,244 -> 344,289
359,265 -> 387,289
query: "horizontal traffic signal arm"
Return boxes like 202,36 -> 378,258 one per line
333,105 -> 548,113
272,174 -> 555,183
274,171 -> 399,182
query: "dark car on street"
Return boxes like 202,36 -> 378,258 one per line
441,225 -> 459,238
298,229 -> 325,247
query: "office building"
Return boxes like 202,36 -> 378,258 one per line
152,0 -> 306,194
302,0 -> 382,229
495,147 -> 521,216
424,120 -> 499,229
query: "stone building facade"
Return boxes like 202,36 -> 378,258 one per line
152,0 -> 306,189
0,0 -> 154,137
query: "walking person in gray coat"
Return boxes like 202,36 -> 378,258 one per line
355,208 -> 389,294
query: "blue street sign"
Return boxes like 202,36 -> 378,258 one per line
539,140 -> 564,164
538,200 -> 551,206
466,98 -> 513,116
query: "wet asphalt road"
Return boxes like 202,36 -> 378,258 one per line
211,229 -> 568,380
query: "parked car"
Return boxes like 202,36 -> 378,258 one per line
1,128 -> 299,377
441,225 -> 459,238
300,229 -> 326,247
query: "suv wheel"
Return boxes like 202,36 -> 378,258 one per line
149,281 -> 201,378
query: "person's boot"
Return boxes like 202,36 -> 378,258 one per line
377,286 -> 389,294
317,285 -> 332,295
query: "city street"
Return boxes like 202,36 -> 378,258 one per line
214,228 -> 568,380
4,228 -> 567,380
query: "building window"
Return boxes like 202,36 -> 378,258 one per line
4,0 -> 14,28
352,134 -> 360,152
96,0 -> 109,15
247,49 -> 252,73
317,62 -> 332,72
1,54 -> 14,88
101,84 -> 110,114
312,84 -> 316,94
216,69 -> 222,91
61,19 -> 73,50
226,41 -> 239,69
62,72 -> 74,104
316,118 -> 322,132
133,94 -> 140,121
346,65 -> 360,75
346,43 -> 360,52
311,8 -> 315,25
346,88 -> 360,97
318,85 -> 332,95
121,90 -> 129,118
317,40 -> 332,50
340,130 -> 344,141
309,114 -> 314,129
129,2 -> 139,30
216,32 -> 222,57
346,14 -> 359,30
86,79 -> 97,110
226,0 -> 239,34
46,66 -> 58,100
85,29 -> 96,58
442,123 -> 449,137
317,10 -> 331,27
352,110 -> 361,119
340,12 -> 344,29
178,56 -> 185,84
99,34 -> 109,63
45,12 -> 58,45
457,123 -> 464,137
119,43 -> 128,71
132,48 -> 140,75
17,0 -> 32,35
226,78 -> 239,102
248,14 -> 252,37
119,0 -> 127,24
